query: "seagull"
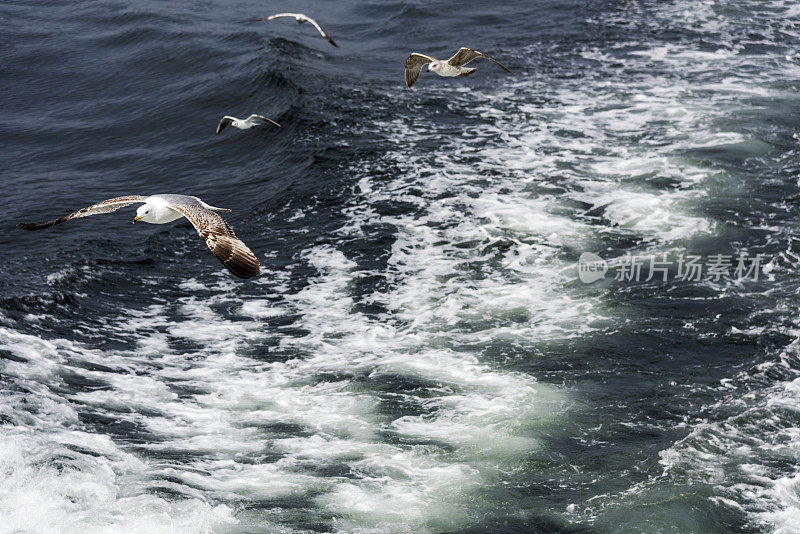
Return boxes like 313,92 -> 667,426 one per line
404,47 -> 513,88
17,195 -> 261,279
249,13 -> 338,48
216,114 -> 281,134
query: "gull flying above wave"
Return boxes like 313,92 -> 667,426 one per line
17,194 -> 261,279
404,47 -> 513,88
216,114 -> 281,134
249,13 -> 338,48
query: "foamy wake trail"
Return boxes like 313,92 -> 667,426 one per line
2,0 -> 798,532
0,246 -> 571,534
646,330 -> 800,534
556,0 -> 800,529
0,326 -> 237,533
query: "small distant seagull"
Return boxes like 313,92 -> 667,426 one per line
249,13 -> 338,48
216,114 -> 281,134
17,194 -> 261,279
404,47 -> 513,88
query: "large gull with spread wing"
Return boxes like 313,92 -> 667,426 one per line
17,194 -> 261,279
404,47 -> 512,88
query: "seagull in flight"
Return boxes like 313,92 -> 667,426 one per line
249,13 -> 338,48
17,195 -> 261,279
404,47 -> 513,88
216,114 -> 281,134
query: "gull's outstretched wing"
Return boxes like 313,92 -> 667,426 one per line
447,47 -> 513,73
251,114 -> 282,128
260,13 -> 301,21
170,203 -> 261,279
404,53 -> 435,88
17,196 -> 147,231
249,13 -> 338,47
302,16 -> 338,47
216,116 -> 235,134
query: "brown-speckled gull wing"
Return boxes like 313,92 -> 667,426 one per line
404,53 -> 435,88
170,203 -> 261,279
447,47 -> 513,73
17,195 -> 148,231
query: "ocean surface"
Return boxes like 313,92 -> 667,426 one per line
2,0 -> 800,532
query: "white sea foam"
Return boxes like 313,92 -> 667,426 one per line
653,367 -> 800,533
3,0 -> 799,532
560,0 -> 800,528
0,325 -> 237,534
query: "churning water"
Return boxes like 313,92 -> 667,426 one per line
2,0 -> 800,532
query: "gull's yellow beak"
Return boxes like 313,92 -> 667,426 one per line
133,216 -> 141,223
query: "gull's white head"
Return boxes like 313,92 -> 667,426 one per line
133,202 -> 155,224
428,61 -> 443,73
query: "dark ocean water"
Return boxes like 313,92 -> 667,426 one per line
2,0 -> 800,532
